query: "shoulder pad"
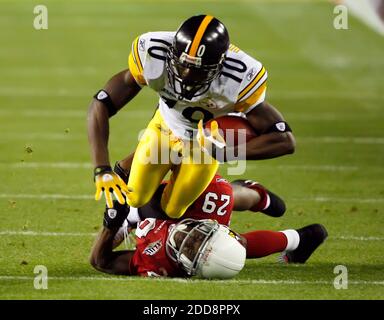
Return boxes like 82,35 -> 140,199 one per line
222,47 -> 268,113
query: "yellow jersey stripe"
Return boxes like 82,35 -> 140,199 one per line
133,37 -> 143,74
238,67 -> 266,100
229,44 -> 240,53
234,82 -> 267,112
189,15 -> 214,57
128,53 -> 146,85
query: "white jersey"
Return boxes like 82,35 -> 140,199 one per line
128,31 -> 267,140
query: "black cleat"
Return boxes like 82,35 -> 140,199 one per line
260,189 -> 286,217
281,224 -> 328,264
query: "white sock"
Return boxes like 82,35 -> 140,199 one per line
281,229 -> 300,251
127,206 -> 140,225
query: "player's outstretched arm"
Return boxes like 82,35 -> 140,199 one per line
87,69 -> 141,167
90,227 -> 135,275
90,202 -> 135,275
244,101 -> 296,160
87,69 -> 141,207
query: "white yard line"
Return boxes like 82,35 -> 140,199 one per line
2,162 -> 365,171
0,275 -> 382,285
285,114 -> 383,121
335,235 -> 384,241
0,133 -> 83,141
2,134 -> 384,144
0,230 -> 383,241
299,136 -> 384,144
277,165 -> 359,172
0,88 -> 89,97
0,193 -> 92,200
1,193 -> 383,204
0,109 -> 152,118
7,162 -> 93,169
0,231 -> 96,237
292,197 -> 384,204
1,87 -> 382,99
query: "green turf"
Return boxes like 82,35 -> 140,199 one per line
0,0 -> 383,299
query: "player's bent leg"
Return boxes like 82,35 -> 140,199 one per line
231,183 -> 260,211
127,151 -> 171,208
126,111 -> 173,208
161,160 -> 219,219
231,179 -> 286,217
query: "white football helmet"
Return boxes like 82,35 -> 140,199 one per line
166,219 -> 246,279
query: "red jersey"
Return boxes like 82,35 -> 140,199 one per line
136,174 -> 234,226
182,174 -> 234,226
130,219 -> 185,277
129,175 -> 234,277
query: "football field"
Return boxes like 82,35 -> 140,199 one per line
0,0 -> 383,300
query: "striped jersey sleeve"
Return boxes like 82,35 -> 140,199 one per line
234,62 -> 267,113
128,34 -> 147,86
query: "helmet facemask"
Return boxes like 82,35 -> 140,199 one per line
166,219 -> 246,279
166,219 -> 219,276
166,47 -> 225,100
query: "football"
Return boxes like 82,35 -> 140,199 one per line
205,115 -> 257,147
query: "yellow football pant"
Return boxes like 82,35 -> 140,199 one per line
126,109 -> 219,218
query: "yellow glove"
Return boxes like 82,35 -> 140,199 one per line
94,166 -> 130,208
197,119 -> 226,156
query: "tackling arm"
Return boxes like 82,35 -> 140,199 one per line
90,226 -> 135,275
243,101 -> 296,160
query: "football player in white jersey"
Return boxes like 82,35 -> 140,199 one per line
87,14 -> 296,218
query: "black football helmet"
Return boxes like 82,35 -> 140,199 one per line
166,15 -> 230,99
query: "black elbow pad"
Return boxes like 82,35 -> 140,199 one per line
94,90 -> 117,117
265,121 -> 292,134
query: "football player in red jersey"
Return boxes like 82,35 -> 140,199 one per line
90,167 -> 327,278
91,217 -> 247,278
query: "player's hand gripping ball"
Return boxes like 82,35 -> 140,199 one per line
205,115 -> 257,148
